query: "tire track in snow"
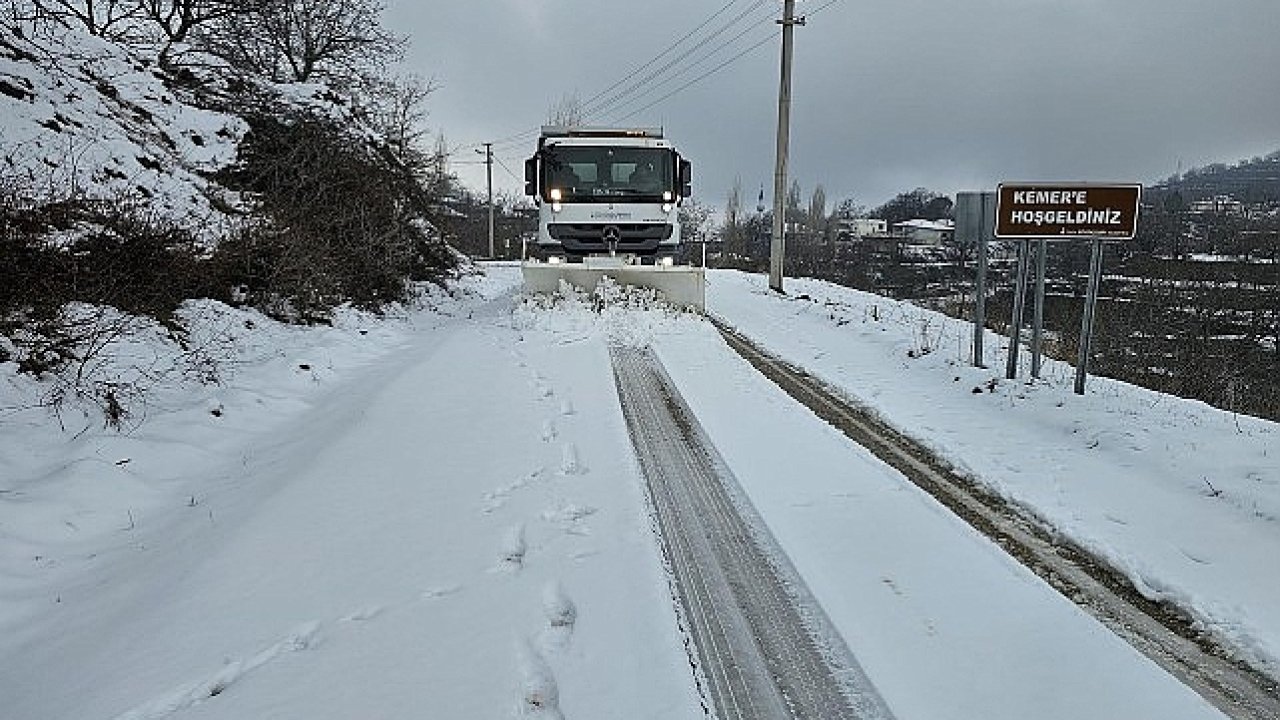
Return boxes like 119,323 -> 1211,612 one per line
611,346 -> 892,720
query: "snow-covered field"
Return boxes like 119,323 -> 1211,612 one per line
1,263 -> 1274,719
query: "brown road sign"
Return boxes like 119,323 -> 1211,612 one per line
995,183 -> 1142,239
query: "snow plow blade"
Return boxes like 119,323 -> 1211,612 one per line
522,258 -> 705,311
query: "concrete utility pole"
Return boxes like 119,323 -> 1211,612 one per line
484,142 -> 495,258
768,0 -> 804,293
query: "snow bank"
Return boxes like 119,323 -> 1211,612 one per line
0,276 -> 509,629
707,269 -> 1280,679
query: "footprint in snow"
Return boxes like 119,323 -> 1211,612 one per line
481,470 -> 545,514
111,622 -> 322,720
517,640 -> 563,719
559,443 -> 584,475
421,583 -> 463,600
540,419 -> 557,442
340,605 -> 384,623
541,503 -> 597,535
539,581 -> 577,651
498,523 -> 527,571
558,398 -> 575,416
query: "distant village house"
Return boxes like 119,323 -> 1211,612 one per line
893,218 -> 954,245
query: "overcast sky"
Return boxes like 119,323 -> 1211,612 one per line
383,0 -> 1280,213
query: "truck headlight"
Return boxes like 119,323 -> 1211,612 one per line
662,203 -> 672,213
550,188 -> 563,201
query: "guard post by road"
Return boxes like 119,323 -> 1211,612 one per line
955,191 -> 996,368
994,183 -> 1142,394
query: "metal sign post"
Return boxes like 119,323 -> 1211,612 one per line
1005,241 -> 1030,380
955,191 -> 996,368
1075,238 -> 1104,395
994,183 -> 1141,389
976,236 -> 989,367
1031,239 -> 1047,379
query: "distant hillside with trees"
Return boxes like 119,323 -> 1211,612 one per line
1148,150 -> 1280,205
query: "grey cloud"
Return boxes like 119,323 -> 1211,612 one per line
385,0 -> 1280,210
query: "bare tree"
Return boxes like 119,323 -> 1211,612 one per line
807,183 -> 826,231
546,93 -> 583,127
423,131 -> 450,196
786,178 -> 803,226
371,73 -> 437,165
139,0 -> 238,43
210,0 -> 402,83
722,177 -> 743,259
136,0 -> 248,63
29,0 -> 140,38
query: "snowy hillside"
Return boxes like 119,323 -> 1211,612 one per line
0,28 -> 246,232
1,24 -> 402,240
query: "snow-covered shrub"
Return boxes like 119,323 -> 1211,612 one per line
211,105 -> 456,320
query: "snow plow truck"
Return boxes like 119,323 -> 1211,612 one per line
522,126 -> 704,310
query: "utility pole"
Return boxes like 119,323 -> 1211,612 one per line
769,0 -> 804,293
484,142 -> 495,259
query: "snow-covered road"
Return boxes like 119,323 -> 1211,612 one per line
3,263 -> 1270,719
1,274 -> 700,720
653,315 -> 1226,720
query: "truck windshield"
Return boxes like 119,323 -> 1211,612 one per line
541,145 -> 674,203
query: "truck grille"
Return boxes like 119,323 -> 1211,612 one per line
547,223 -> 673,241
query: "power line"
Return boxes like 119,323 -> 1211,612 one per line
461,0 -> 769,152
609,31 -> 774,124
601,7 -> 780,122
578,0 -> 749,111
463,0 -> 845,167
585,5 -> 780,122
581,0 -> 772,120
610,0 -> 843,124
493,155 -> 524,184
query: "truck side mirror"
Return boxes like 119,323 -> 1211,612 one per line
524,157 -> 537,196
679,159 -> 692,197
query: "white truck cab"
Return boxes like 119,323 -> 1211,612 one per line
524,126 -> 693,259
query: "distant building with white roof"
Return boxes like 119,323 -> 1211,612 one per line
1189,195 -> 1245,216
894,218 -> 954,245
838,217 -> 889,239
